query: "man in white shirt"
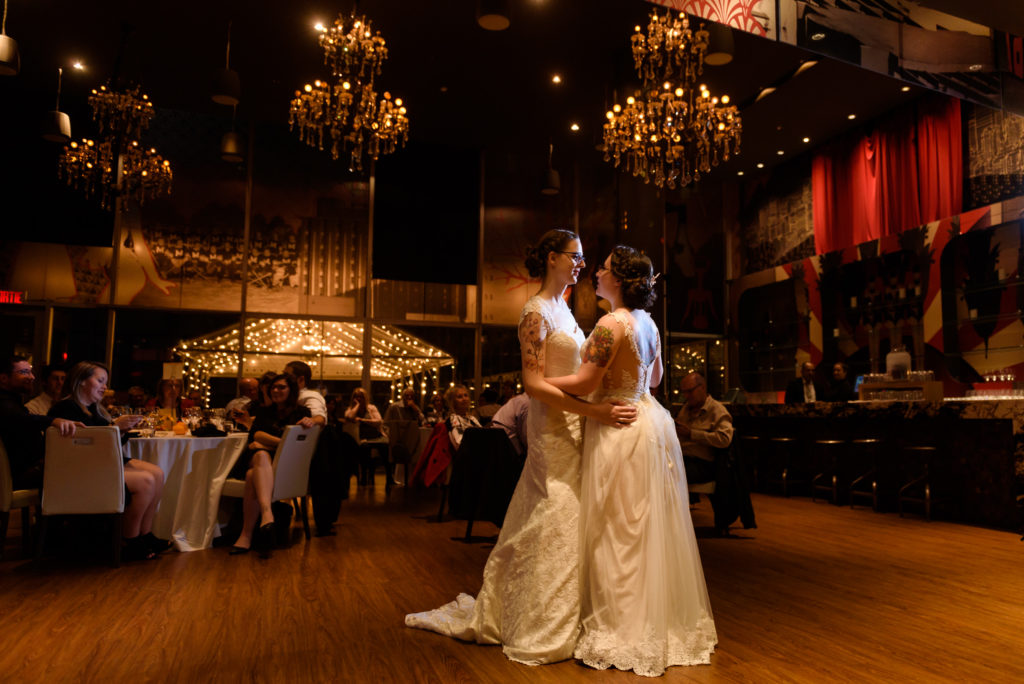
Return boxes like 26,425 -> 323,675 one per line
24,365 -> 66,416
283,361 -> 327,427
491,392 -> 529,457
225,377 -> 259,415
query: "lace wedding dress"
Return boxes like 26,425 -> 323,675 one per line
574,309 -> 717,677
406,295 -> 585,664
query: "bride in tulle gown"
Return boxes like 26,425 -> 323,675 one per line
547,245 -> 717,676
405,229 -> 637,665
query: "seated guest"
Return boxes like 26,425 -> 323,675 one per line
146,378 -> 193,420
49,361 -> 169,560
344,387 -> 386,485
186,388 -> 203,407
784,361 -> 825,404
24,364 -> 66,416
127,385 -> 148,410
824,361 -> 856,402
228,373 -> 311,558
231,372 -> 274,430
225,377 -> 259,416
424,392 -> 447,426
674,372 -> 734,487
0,356 -> 80,490
472,388 -> 500,426
284,361 -> 327,428
491,391 -> 529,457
384,387 -> 424,425
445,384 -> 481,451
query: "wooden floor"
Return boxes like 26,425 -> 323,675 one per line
1,480 -> 1022,683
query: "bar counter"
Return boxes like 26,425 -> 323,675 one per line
727,399 -> 1024,530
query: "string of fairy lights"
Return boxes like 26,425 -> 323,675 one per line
174,318 -> 453,403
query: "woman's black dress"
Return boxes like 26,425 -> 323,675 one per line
229,403 -> 312,479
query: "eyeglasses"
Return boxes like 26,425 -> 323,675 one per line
14,368 -> 33,376
557,251 -> 585,265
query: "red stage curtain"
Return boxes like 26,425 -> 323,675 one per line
812,96 -> 961,254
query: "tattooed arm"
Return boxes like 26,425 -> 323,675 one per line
547,314 -> 624,396
519,312 -> 636,427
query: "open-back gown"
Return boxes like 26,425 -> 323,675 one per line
574,309 -> 717,676
405,295 -> 585,664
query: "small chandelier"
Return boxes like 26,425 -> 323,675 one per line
289,12 -> 408,172
58,82 -> 172,209
603,11 -> 741,189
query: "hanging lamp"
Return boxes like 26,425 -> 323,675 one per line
221,105 -> 244,163
541,143 -> 560,195
42,67 -> 72,142
704,22 -> 734,66
0,0 -> 19,76
477,0 -> 510,32
211,20 -> 241,106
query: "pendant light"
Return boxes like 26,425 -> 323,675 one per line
541,143 -> 560,195
0,0 -> 19,76
42,67 -> 72,143
704,22 -> 734,66
477,0 -> 510,32
211,20 -> 240,106
220,105 -> 244,163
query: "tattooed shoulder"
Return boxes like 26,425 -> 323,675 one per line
519,312 -> 545,372
582,325 -> 616,367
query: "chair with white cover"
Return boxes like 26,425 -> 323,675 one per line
220,425 -> 320,541
0,437 -> 41,560
38,426 -> 125,566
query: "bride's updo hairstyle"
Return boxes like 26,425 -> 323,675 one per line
524,229 -> 579,278
610,245 -> 658,310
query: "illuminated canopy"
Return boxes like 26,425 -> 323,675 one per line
175,317 -> 454,383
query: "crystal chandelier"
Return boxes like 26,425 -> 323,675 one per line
603,11 -> 741,189
289,12 -> 408,172
58,83 -> 172,209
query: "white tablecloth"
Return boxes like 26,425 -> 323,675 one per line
127,434 -> 247,552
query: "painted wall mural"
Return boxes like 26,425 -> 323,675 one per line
654,0 -> 772,37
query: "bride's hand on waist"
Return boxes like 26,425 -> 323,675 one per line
594,401 -> 637,428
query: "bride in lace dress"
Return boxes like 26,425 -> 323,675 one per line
405,229 -> 637,665
548,246 -> 717,676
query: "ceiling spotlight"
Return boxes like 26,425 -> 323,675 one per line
901,85 -> 910,92
552,74 -> 562,84
569,123 -> 579,132
756,162 -> 764,169
802,137 -> 810,143
755,86 -> 776,102
968,64 -> 983,72
848,113 -> 857,120
72,60 -> 85,71
737,171 -> 744,176
314,21 -> 326,32
776,150 -> 784,156
794,60 -> 818,76
810,32 -> 826,41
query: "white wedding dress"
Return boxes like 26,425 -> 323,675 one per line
405,295 -> 585,664
574,309 -> 717,676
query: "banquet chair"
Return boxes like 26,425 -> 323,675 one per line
447,427 -> 525,542
220,425 -> 321,541
37,426 -> 125,567
0,437 -> 41,560
384,419 -> 420,491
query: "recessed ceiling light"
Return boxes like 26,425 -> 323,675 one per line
755,86 -> 776,102
968,64 -> 983,72
901,86 -> 910,92
802,137 -> 810,143
72,60 -> 85,70
756,162 -> 764,169
552,74 -> 562,84
777,150 -> 785,156
440,86 -> 448,92
848,113 -> 857,120
737,171 -> 744,176
570,123 -> 580,132
314,21 -> 326,32
810,32 -> 826,41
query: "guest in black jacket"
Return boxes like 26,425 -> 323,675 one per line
784,362 -> 826,404
0,356 -> 79,490
49,361 -> 168,560
228,373 -> 311,557
824,362 -> 857,402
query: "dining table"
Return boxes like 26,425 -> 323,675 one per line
127,432 -> 248,552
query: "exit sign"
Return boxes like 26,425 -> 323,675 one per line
0,290 -> 27,304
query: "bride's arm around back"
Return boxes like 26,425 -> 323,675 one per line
519,312 -> 634,427
546,313 -> 624,396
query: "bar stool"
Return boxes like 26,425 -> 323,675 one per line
898,445 -> 940,520
848,437 -> 882,511
811,439 -> 846,504
764,436 -> 805,497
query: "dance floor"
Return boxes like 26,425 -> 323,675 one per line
1,480 -> 1022,683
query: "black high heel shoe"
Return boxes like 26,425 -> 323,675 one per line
254,522 -> 275,558
228,545 -> 251,555
143,532 -> 173,555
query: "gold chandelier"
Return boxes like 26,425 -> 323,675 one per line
58,83 -> 172,209
289,12 -> 408,172
603,11 -> 741,189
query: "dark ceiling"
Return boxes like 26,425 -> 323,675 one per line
0,0 -> 1020,191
